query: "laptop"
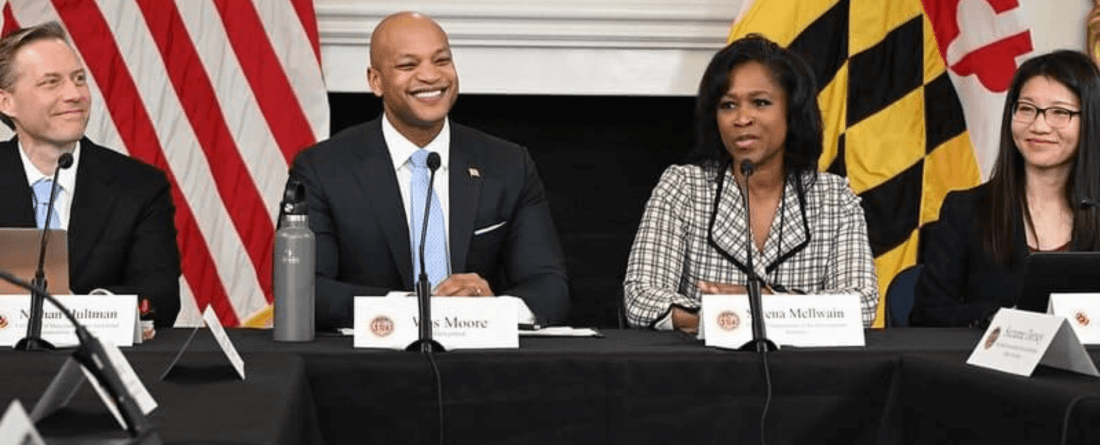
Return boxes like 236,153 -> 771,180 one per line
1018,252 -> 1100,312
0,228 -> 70,295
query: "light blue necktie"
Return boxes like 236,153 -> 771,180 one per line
31,178 -> 62,229
409,149 -> 448,288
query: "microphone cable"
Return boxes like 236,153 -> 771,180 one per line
426,350 -> 445,445
759,349 -> 773,445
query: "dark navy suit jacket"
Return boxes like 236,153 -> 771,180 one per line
288,117 -> 569,330
0,137 -> 181,327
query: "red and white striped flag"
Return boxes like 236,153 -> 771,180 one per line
0,0 -> 330,327
923,0 -> 1033,179
923,0 -> 1094,177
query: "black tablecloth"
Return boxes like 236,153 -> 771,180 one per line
0,347 -> 321,445
898,353 -> 1100,445
5,328 -> 1100,444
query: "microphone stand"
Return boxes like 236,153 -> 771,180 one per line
16,153 -> 73,351
0,271 -> 159,443
736,160 -> 777,353
406,152 -> 446,353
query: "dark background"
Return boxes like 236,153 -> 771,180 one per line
329,92 -> 695,327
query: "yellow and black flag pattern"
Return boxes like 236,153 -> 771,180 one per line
730,0 -> 982,327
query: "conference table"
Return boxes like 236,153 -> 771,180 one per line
2,328 -> 1100,444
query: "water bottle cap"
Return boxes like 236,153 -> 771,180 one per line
282,180 -> 308,215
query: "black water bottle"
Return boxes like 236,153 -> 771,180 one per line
273,180 -> 314,341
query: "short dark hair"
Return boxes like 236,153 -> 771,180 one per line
0,22 -> 71,128
686,33 -> 823,185
983,50 -> 1100,262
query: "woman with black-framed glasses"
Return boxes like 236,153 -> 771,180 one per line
912,50 -> 1100,327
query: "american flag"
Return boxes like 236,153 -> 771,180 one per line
0,0 -> 330,327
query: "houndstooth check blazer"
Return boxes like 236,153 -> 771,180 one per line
623,164 -> 879,328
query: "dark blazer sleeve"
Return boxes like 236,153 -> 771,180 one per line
288,148 -> 393,330
494,149 -> 569,324
911,188 -> 1010,327
0,140 -> 180,327
104,170 -> 180,328
68,144 -> 181,328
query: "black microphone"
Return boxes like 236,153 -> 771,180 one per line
737,159 -> 777,353
0,270 -> 156,439
407,151 -> 445,353
1078,198 -> 1100,210
16,152 -> 74,352
418,153 -> 442,284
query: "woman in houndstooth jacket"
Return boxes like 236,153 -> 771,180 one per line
623,35 -> 879,333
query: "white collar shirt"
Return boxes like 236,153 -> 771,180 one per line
382,115 -> 451,247
19,141 -> 81,230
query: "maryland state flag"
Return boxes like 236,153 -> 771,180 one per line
730,0 -> 982,327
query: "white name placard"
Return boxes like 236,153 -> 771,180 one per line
354,296 -> 518,349
1049,293 -> 1100,345
80,340 -> 158,429
0,401 -> 44,445
0,294 -> 137,347
31,346 -> 157,432
201,306 -> 246,379
701,293 -> 865,348
967,308 -> 1098,377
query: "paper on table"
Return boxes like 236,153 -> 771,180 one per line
519,327 -> 601,337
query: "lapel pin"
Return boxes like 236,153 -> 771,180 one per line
468,167 -> 481,178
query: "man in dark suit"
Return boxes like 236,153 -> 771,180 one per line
289,12 -> 569,330
0,22 -> 180,328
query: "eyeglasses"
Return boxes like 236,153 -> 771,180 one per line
1012,102 -> 1081,128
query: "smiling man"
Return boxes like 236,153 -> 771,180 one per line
289,12 -> 569,330
0,22 -> 181,328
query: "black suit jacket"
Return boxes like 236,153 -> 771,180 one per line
289,118 -> 569,329
911,184 -> 1028,327
0,138 -> 181,327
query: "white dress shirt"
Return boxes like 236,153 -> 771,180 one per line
19,141 -> 81,230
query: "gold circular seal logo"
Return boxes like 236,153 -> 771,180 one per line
370,316 -> 395,337
0,313 -> 7,329
716,311 -> 740,331
1075,310 -> 1090,327
984,326 -> 1001,350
